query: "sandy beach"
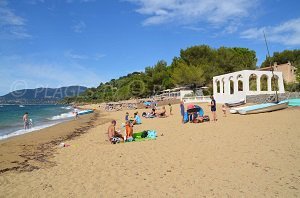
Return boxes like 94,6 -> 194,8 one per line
0,103 -> 300,197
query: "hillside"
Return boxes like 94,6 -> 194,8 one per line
0,86 -> 87,104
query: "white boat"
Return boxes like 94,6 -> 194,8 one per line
230,106 -> 249,114
225,99 -> 246,107
238,101 -> 289,115
19,105 -> 25,107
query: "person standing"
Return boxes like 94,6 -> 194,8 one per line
23,112 -> 29,130
168,103 -> 173,115
209,95 -> 217,122
180,101 -> 185,124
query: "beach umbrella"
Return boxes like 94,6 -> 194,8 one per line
187,104 -> 195,109
187,105 -> 204,116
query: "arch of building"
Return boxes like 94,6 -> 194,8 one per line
213,70 -> 285,103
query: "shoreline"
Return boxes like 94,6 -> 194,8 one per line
0,110 -> 111,174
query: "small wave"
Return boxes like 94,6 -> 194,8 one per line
0,123 -> 58,140
49,112 -> 75,120
60,106 -> 72,110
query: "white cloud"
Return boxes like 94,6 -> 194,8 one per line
0,0 -> 31,39
241,17 -> 300,46
125,0 -> 258,27
72,20 -> 86,33
0,57 -> 103,95
65,50 -> 88,59
94,53 -> 106,60
64,50 -> 106,61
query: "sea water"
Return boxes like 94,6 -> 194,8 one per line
0,104 -> 75,140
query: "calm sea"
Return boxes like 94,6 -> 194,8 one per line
0,104 -> 75,140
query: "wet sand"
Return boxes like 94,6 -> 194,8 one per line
0,110 -> 110,173
0,104 -> 299,197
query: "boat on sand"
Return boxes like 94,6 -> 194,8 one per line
238,101 -> 289,115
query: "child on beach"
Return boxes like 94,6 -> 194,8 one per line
125,112 -> 129,121
222,104 -> 227,117
168,103 -> 173,115
125,121 -> 133,141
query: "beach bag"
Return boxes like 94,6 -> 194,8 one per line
141,131 -> 148,138
111,137 -> 121,144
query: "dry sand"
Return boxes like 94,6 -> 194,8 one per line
0,103 -> 299,197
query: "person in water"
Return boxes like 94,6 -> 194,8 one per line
209,95 -> 217,122
107,120 -> 123,144
23,112 -> 29,130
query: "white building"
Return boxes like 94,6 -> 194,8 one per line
213,70 -> 285,104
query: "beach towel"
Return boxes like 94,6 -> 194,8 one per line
131,130 -> 157,142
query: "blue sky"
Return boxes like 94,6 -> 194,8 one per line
0,0 -> 300,95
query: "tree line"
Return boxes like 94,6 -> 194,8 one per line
63,45 -> 299,104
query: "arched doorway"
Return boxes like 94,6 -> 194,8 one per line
237,74 -> 243,91
260,74 -> 268,91
249,74 -> 257,91
229,76 -> 234,94
216,80 -> 220,93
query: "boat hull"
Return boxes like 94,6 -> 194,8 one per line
238,102 -> 289,115
225,100 -> 246,107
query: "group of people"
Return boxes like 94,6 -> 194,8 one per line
108,96 -> 225,143
108,111 -> 141,144
143,104 -> 173,118
180,95 -> 219,124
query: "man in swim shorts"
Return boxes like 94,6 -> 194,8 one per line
107,120 -> 123,144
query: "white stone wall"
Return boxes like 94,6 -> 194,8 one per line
213,70 -> 285,104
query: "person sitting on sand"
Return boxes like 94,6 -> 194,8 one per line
125,121 -> 133,140
195,112 -> 204,123
158,106 -> 167,118
108,120 -> 124,144
125,112 -> 129,121
132,112 -> 142,125
150,108 -> 156,116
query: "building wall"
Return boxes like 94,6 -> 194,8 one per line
259,62 -> 297,83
